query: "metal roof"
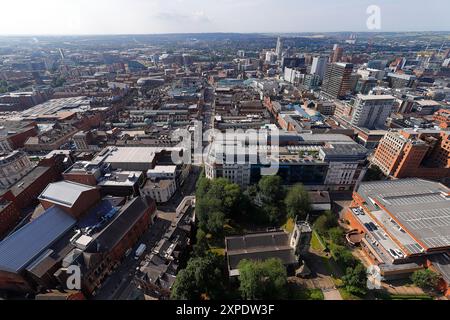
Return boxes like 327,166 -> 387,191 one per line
39,181 -> 96,208
357,179 -> 450,251
0,207 -> 76,273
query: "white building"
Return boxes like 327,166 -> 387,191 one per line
351,94 -> 395,130
311,56 -> 328,80
141,178 -> 177,203
284,67 -> 304,86
147,165 -> 177,180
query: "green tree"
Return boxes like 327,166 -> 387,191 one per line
207,211 -> 225,235
328,227 -> 345,245
193,229 -> 209,257
196,173 -> 211,199
238,258 -> 288,300
342,263 -> 367,296
313,210 -> 338,235
258,175 -> 284,203
284,184 -> 311,220
223,183 -> 242,217
411,269 -> 440,290
171,253 -> 225,300
330,243 -> 357,269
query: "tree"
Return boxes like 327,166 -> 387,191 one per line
238,258 -> 288,300
330,243 -> 357,269
285,184 -> 311,220
196,197 -> 222,232
171,253 -> 225,300
193,229 -> 209,257
223,183 -> 242,217
313,211 -> 338,235
411,269 -> 440,290
258,175 -> 284,203
342,263 -> 367,296
328,227 -> 345,245
196,173 -> 211,199
207,211 -> 225,235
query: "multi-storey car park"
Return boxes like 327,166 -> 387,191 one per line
345,179 -> 450,297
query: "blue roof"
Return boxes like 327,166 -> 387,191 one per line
0,206 -> 76,274
288,104 -> 324,122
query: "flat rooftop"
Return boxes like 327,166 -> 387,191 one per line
357,179 -> 450,252
357,94 -> 395,101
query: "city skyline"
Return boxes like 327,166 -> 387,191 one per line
0,0 -> 450,35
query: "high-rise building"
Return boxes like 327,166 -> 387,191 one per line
351,94 -> 395,129
331,44 -> 343,63
276,37 -> 284,61
237,50 -> 246,58
265,51 -> 278,64
322,62 -> 353,99
311,56 -> 328,80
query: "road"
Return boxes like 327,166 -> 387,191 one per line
93,166 -> 200,299
93,217 -> 171,300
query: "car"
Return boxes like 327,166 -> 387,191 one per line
389,249 -> 399,258
395,249 -> 404,258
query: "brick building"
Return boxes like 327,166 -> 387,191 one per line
0,191 -> 21,239
372,129 -> 450,183
344,179 -> 450,296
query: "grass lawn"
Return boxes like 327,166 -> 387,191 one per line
338,288 -> 363,300
289,284 -> 324,300
311,231 -> 327,251
372,291 -> 433,300
282,218 -> 295,233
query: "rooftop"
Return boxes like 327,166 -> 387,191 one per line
39,181 -> 97,208
357,179 -> 450,252
0,206 -> 76,273
225,231 -> 297,274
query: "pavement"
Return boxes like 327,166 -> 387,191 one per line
93,167 -> 200,300
296,250 -> 343,300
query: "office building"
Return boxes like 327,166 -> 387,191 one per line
311,56 -> 328,80
331,44 -> 343,63
351,94 -> 396,129
276,37 -> 284,61
322,63 -> 353,99
372,129 -> 450,182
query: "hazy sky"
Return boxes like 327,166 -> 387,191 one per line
0,0 -> 449,35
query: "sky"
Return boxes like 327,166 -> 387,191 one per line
0,0 -> 449,35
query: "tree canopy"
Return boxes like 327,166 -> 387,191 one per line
195,175 -> 243,235
341,263 -> 367,296
313,210 -> 338,235
238,258 -> 288,300
284,184 -> 311,220
171,252 -> 225,300
411,269 -> 440,290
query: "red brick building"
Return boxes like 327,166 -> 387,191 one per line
38,181 -> 101,219
0,191 -> 21,239
372,129 -> 450,182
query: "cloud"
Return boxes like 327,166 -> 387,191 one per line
153,10 -> 211,24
